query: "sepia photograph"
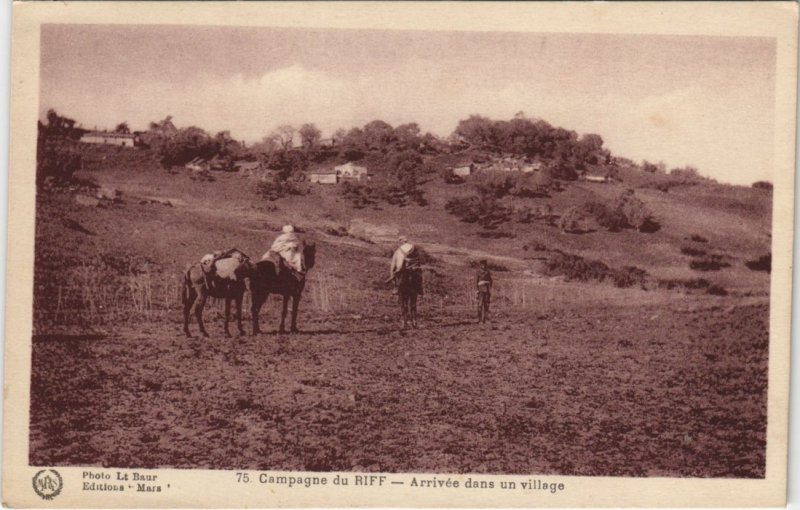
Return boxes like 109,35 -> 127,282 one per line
4,2 -> 796,508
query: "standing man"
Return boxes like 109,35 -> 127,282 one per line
476,259 -> 493,323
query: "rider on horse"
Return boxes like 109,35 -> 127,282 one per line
263,224 -> 304,277
389,236 -> 422,294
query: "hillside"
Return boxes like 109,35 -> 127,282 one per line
30,141 -> 771,477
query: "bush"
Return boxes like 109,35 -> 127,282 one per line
583,201 -> 628,231
680,246 -> 707,257
477,230 -> 516,239
445,196 -> 511,229
441,167 -> 464,184
752,181 -> 773,190
707,284 -> 728,296
512,205 -> 535,223
611,266 -> 648,289
745,254 -> 771,273
559,206 -> 586,233
657,278 -> 711,291
544,250 -> 648,288
472,171 -> 547,199
689,257 -> 730,271
256,174 -> 306,201
522,241 -> 547,252
689,234 -> 709,243
37,140 -> 82,185
612,189 -> 659,232
339,176 -> 425,208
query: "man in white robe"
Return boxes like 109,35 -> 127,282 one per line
262,225 -> 303,274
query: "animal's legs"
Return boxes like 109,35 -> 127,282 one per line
410,294 -> 418,328
251,291 -> 265,335
236,295 -> 245,336
290,294 -> 300,333
399,293 -> 408,329
224,298 -> 232,337
279,295 -> 289,334
183,286 -> 197,337
194,292 -> 209,337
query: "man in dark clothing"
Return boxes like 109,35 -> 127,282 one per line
476,259 -> 492,323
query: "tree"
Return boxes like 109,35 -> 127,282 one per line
157,126 -> 218,168
273,125 -> 296,151
114,122 -> 131,134
362,120 -> 396,150
394,123 -> 421,150
43,109 -> 77,138
454,115 -> 497,149
332,128 -> 348,147
298,123 -> 322,150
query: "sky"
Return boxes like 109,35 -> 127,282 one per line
40,25 -> 776,184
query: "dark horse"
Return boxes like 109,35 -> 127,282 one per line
396,266 -> 422,329
182,251 -> 255,338
250,242 -> 316,335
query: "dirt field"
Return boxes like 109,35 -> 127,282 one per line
30,295 -> 767,477
28,152 -> 771,477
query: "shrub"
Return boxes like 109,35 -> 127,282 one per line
611,266 -> 648,289
707,284 -> 728,296
512,205 -> 535,223
559,206 -> 586,233
680,246 -> 707,257
544,250 -> 648,288
612,189 -> 659,232
445,196 -> 511,229
256,174 -> 305,201
522,241 -> 547,252
472,171 -> 547,199
583,201 -> 628,232
745,254 -> 771,273
689,234 -> 709,243
477,230 -> 516,239
37,140 -> 82,185
752,181 -> 773,190
339,177 -> 424,208
339,180 -> 376,209
441,167 -> 464,184
545,251 -> 610,282
689,257 -> 730,271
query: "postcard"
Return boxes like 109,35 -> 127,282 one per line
3,1 -> 796,507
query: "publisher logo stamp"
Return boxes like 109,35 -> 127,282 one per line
33,469 -> 63,500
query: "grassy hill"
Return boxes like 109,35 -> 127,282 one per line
32,142 -> 771,332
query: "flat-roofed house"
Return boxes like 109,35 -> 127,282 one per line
335,162 -> 369,181
309,168 -> 338,184
80,131 -> 137,147
453,164 -> 474,177
185,157 -> 208,172
583,174 -> 609,183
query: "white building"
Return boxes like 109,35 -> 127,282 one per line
80,132 -> 137,147
335,162 -> 369,181
453,165 -> 474,177
309,169 -> 338,184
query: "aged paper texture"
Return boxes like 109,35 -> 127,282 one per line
3,1 -> 797,507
